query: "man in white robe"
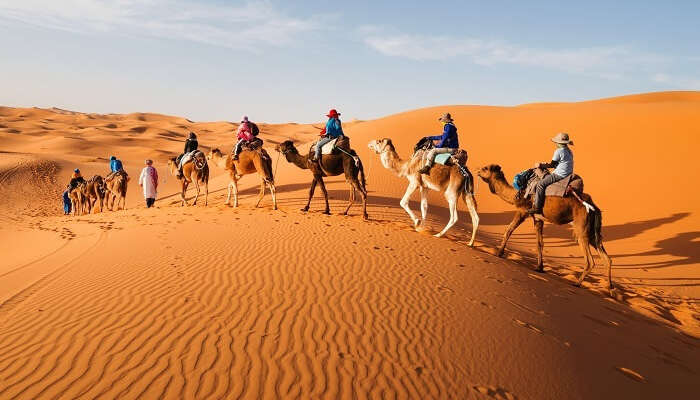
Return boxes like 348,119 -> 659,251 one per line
138,159 -> 159,208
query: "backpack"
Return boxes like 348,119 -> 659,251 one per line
513,169 -> 534,191
250,122 -> 260,136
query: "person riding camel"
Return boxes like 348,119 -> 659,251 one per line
312,108 -> 344,162
176,132 -> 199,178
418,113 -> 459,174
105,156 -> 123,181
233,116 -> 253,161
69,168 -> 85,189
527,132 -> 575,215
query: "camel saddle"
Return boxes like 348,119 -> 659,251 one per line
310,136 -> 351,157
433,149 -> 468,166
240,137 -> 264,152
523,168 -> 584,198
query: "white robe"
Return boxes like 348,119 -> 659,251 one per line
139,166 -> 158,199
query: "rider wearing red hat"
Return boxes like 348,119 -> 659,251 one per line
312,108 -> 344,161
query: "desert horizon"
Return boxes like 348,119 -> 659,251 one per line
1,90 -> 699,399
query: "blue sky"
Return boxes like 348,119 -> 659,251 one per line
1,0 -> 698,123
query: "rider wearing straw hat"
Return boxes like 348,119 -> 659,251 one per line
528,132 -> 575,215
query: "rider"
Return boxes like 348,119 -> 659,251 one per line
418,113 -> 459,174
177,132 -> 199,178
233,116 -> 253,161
312,109 -> 344,162
69,168 -> 85,189
527,132 -> 574,215
106,156 -> 123,181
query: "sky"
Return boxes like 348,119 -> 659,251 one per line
1,0 -> 699,123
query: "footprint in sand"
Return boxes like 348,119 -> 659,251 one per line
473,385 -> 518,400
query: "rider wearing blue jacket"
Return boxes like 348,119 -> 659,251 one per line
419,113 -> 459,174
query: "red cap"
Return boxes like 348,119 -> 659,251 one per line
326,109 -> 340,118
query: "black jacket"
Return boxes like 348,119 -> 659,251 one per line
184,138 -> 198,154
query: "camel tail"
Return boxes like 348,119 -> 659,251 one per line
586,202 -> 604,250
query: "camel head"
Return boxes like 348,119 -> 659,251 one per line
275,140 -> 298,155
476,164 -> 505,182
207,148 -> 222,160
367,138 -> 395,154
167,157 -> 178,175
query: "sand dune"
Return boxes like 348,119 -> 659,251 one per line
1,92 -> 699,399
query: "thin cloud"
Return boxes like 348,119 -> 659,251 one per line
0,0 -> 316,50
364,33 -> 668,79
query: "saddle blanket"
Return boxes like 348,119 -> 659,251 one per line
311,138 -> 338,155
179,150 -> 202,168
434,153 -> 452,165
523,168 -> 584,198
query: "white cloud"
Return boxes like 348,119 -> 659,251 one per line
364,33 -> 668,79
652,73 -> 700,89
0,0 -> 316,50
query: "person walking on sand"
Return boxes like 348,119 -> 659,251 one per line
139,159 -> 159,208
418,113 -> 459,174
312,108 -> 344,162
527,132 -> 574,215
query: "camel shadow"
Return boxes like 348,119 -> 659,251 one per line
611,231 -> 700,271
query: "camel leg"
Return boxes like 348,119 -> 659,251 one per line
121,194 -> 126,210
232,178 -> 239,208
435,190 -> 458,238
596,244 -> 614,290
343,186 -> 355,215
400,179 -> 420,227
317,177 -> 331,215
269,183 -> 278,210
302,178 -> 318,212
255,180 -> 266,208
498,211 -> 527,257
192,178 -> 200,205
463,192 -> 479,246
181,181 -> 189,206
534,219 -> 545,272
575,236 -> 596,286
204,179 -> 208,206
419,186 -> 428,227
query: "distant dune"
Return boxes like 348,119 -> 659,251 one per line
0,92 -> 698,399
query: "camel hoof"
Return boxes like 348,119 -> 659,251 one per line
467,241 -> 475,247
535,266 -> 545,273
363,214 -> 369,221
301,207 -> 309,212
433,233 -> 443,238
573,281 -> 582,288
323,211 -> 331,215
496,250 -> 505,258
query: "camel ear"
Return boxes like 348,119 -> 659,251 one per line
491,165 -> 501,172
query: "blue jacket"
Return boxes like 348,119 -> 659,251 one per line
110,159 -> 123,172
325,118 -> 344,138
427,122 -> 459,148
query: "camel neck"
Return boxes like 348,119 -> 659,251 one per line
489,175 -> 518,204
285,150 -> 309,170
380,149 -> 407,177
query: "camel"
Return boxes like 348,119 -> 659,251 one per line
168,152 -> 209,206
105,172 -> 129,211
80,175 -> 106,214
207,148 -> 277,209
367,138 -> 479,246
68,184 -> 86,216
476,164 -> 613,290
275,139 -> 368,219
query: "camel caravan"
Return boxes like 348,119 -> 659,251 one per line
61,109 -> 614,294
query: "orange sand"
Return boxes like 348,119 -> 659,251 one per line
0,92 -> 698,399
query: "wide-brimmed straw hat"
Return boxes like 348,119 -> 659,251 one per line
551,132 -> 573,145
438,113 -> 453,123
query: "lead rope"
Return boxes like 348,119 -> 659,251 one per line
273,149 -> 281,179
